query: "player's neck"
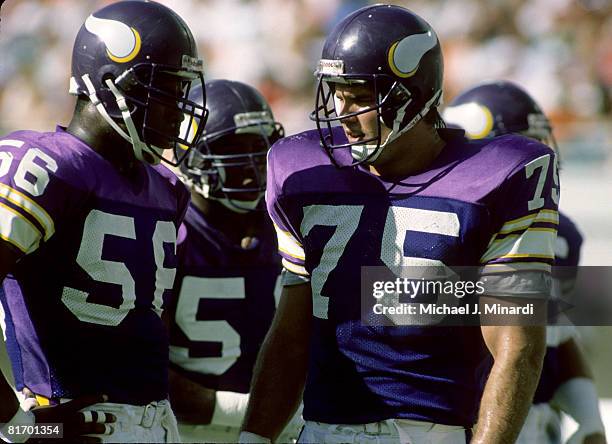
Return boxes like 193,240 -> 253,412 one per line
66,100 -> 138,174
368,121 -> 445,179
190,191 -> 259,240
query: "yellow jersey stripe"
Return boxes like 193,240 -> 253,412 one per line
0,202 -> 43,253
274,223 -> 305,261
481,228 -> 556,264
0,184 -> 54,241
480,262 -> 552,274
282,258 -> 309,276
497,210 -> 559,235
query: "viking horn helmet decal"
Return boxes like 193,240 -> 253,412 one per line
388,30 -> 438,78
85,15 -> 142,63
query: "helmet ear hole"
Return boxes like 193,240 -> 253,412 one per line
101,73 -> 115,87
380,84 -> 413,128
97,64 -> 121,87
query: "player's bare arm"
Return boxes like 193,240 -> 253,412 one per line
241,282 -> 311,441
161,307 -> 216,425
168,367 -> 216,424
473,301 -> 546,444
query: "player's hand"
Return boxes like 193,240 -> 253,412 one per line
19,388 -> 39,411
29,394 -> 116,443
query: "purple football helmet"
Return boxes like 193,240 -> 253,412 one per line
70,0 -> 207,166
310,4 -> 443,167
443,80 -> 556,148
179,79 -> 284,213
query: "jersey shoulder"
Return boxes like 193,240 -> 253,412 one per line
151,163 -> 189,193
268,128 -> 326,163
0,129 -> 91,186
0,129 -> 92,255
478,134 -> 555,172
150,163 -> 190,214
266,127 -> 378,206
268,128 -> 338,184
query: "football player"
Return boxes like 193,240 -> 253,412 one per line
0,1 -> 206,442
240,4 -> 558,444
165,79 -> 302,443
443,80 -> 607,444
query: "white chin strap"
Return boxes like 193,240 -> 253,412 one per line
191,178 -> 263,214
212,195 -> 263,214
350,89 -> 443,164
80,74 -> 163,165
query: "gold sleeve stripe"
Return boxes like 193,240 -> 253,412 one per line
497,209 -> 559,235
0,184 -> 54,241
282,258 -> 309,276
273,223 -> 306,261
480,262 -> 552,274
493,253 -> 555,259
519,227 -> 557,234
481,228 -> 557,264
278,246 -> 306,261
0,202 -> 43,253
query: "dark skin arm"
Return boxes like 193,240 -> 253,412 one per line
161,309 -> 216,424
241,283 -> 311,441
557,336 -> 591,382
168,367 -> 216,424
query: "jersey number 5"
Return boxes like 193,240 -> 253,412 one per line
61,209 -> 176,326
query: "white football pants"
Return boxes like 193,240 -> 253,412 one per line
179,421 -> 302,443
298,419 -> 470,444
516,403 -> 561,444
81,400 -> 180,443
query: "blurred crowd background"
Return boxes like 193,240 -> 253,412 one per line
2,0 -> 610,257
1,0 -> 611,152
1,0 -> 611,432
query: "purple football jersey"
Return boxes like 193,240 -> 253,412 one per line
167,203 -> 281,393
267,127 -> 559,426
0,127 -> 189,404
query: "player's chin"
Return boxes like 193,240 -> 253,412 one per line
145,121 -> 182,144
145,133 -> 177,152
234,191 -> 261,202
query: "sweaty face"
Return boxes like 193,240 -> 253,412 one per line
332,82 -> 392,146
207,133 -> 269,202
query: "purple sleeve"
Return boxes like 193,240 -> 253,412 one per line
480,146 -> 560,276
266,146 -> 308,277
0,136 -> 75,258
